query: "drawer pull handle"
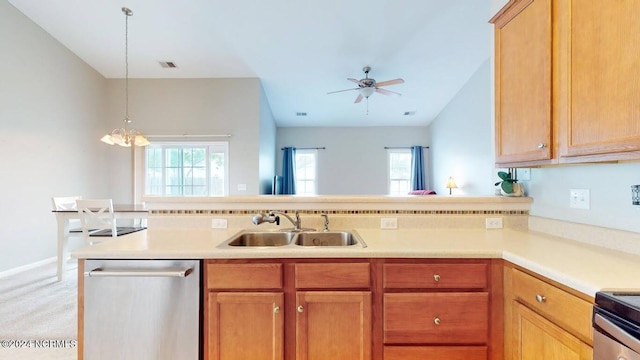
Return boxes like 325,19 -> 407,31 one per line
274,306 -> 280,314
536,294 -> 546,303
434,317 -> 441,325
537,143 -> 546,149
297,305 -> 304,313
433,274 -> 441,282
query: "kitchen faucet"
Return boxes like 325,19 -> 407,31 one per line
321,213 -> 330,232
252,210 -> 302,231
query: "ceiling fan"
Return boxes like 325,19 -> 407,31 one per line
327,66 -> 404,103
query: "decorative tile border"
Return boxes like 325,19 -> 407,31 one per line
150,209 -> 529,216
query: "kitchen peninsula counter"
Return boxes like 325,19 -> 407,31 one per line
72,227 -> 640,297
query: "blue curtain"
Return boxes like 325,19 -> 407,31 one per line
281,147 -> 297,195
410,146 -> 426,190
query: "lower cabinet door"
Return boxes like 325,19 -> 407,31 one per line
513,301 -> 592,360
384,346 -> 487,360
296,291 -> 372,360
208,292 -> 284,360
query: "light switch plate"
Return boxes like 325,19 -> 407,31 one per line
380,218 -> 398,229
569,189 -> 590,209
211,218 -> 228,229
485,217 -> 503,229
518,168 -> 531,181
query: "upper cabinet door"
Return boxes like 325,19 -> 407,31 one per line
558,0 -> 640,160
491,0 -> 553,166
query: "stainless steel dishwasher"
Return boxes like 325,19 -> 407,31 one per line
84,259 -> 201,360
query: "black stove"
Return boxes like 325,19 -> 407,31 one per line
595,291 -> 640,327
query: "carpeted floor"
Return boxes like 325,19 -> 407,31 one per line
0,261 -> 78,360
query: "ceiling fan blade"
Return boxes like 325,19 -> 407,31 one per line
327,87 -> 359,95
375,78 -> 404,87
375,88 -> 402,97
348,78 -> 365,86
354,93 -> 364,103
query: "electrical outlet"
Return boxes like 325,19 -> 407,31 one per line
211,218 -> 228,229
237,184 -> 247,191
380,218 -> 398,229
569,189 -> 590,209
485,217 -> 503,229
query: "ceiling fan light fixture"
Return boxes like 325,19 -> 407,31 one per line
359,87 -> 375,98
102,7 -> 149,148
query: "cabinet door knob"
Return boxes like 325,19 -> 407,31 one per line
274,306 -> 280,314
535,294 -> 546,303
433,274 -> 441,282
297,305 -> 304,313
434,317 -> 441,325
537,143 -> 546,149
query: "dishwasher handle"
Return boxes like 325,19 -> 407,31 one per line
86,267 -> 193,278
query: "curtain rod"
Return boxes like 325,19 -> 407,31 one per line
281,147 -> 326,150
147,134 -> 232,138
384,146 -> 429,149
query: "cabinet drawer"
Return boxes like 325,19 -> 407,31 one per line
295,263 -> 370,289
384,293 -> 488,344
384,263 -> 487,289
207,263 -> 283,289
384,346 -> 487,360
512,269 -> 593,343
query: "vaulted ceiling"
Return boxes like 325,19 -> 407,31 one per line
8,0 -> 492,127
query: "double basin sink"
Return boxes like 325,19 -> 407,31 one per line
221,230 -> 367,248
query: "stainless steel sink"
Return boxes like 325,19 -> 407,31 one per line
225,231 -> 294,247
294,231 -> 361,247
221,230 -> 366,248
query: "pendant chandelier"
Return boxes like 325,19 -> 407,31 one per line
101,7 -> 149,147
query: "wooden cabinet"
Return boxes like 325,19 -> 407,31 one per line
294,262 -> 372,360
491,0 -> 554,166
208,292 -> 284,360
205,260 -> 371,360
296,291 -> 371,360
557,0 -> 640,161
380,260 -> 502,360
206,259 -> 502,360
491,0 -> 640,166
513,302 -> 591,360
205,262 -> 284,360
504,265 -> 593,360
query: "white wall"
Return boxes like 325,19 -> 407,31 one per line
0,0 -> 109,271
259,83 -> 277,194
105,78 -> 264,200
276,127 -> 430,195
528,164 -> 640,233
428,59 -> 494,196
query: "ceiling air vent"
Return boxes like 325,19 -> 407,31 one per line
159,61 -> 178,69
296,112 -> 307,116
403,111 -> 416,116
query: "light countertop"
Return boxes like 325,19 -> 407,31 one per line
71,227 -> 640,297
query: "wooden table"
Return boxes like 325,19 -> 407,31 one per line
52,204 -> 148,281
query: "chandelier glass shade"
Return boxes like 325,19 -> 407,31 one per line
102,7 -> 149,147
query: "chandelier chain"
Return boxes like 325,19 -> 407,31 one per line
124,8 -> 129,121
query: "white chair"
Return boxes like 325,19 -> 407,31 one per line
52,196 -> 83,231
76,199 -> 117,244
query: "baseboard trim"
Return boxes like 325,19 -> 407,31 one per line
0,257 -> 56,279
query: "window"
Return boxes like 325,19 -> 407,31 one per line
388,149 -> 411,195
145,142 -> 228,196
295,149 -> 317,195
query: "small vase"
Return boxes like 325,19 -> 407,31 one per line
501,183 -> 524,197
